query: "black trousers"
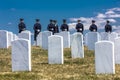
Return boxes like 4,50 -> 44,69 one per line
34,31 -> 40,41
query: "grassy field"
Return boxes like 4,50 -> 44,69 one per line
0,47 -> 120,80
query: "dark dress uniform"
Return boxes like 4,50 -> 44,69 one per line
54,24 -> 59,33
33,23 -> 41,41
76,23 -> 84,34
47,23 -> 55,34
89,24 -> 97,32
105,24 -> 112,33
18,22 -> 26,33
60,24 -> 69,31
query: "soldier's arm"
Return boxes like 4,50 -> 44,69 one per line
67,25 -> 69,31
39,24 -> 41,31
57,25 -> 59,32
23,23 -> 26,29
60,25 -> 62,31
82,24 -> 84,31
18,24 -> 21,30
104,25 -> 106,31
96,25 -> 98,31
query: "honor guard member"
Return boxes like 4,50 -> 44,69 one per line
105,20 -> 112,33
33,19 -> 41,43
60,19 -> 69,31
18,18 -> 26,33
89,20 -> 97,32
54,20 -> 59,33
76,20 -> 84,34
47,19 -> 55,34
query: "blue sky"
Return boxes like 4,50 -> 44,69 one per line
0,0 -> 120,34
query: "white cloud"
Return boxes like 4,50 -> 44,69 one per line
107,19 -> 116,23
97,13 -> 106,18
108,8 -> 120,11
107,14 -> 120,18
68,23 -> 76,30
105,10 -> 115,15
112,25 -> 118,29
69,7 -> 119,30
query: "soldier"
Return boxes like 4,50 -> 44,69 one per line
105,20 -> 112,33
33,19 -> 41,43
89,20 -> 97,32
18,18 -> 26,33
54,20 -> 59,33
76,20 -> 84,34
60,19 -> 69,31
47,19 -> 55,34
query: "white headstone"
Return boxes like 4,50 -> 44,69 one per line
70,34 -> 73,46
31,33 -> 34,45
100,32 -> 109,40
118,32 -> 120,37
109,32 -> 118,42
36,33 -> 42,47
114,37 -> 120,64
85,32 -> 100,50
42,31 -> 52,49
55,31 -> 70,48
84,33 -> 88,46
48,35 -> 63,64
21,30 -> 31,34
12,39 -> 31,71
0,30 -> 9,48
18,30 -> 31,45
95,41 -> 115,74
71,33 -> 84,58
8,32 -> 13,46
13,34 -> 18,41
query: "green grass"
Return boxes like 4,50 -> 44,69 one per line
0,46 -> 120,80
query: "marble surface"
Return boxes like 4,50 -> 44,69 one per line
95,41 -> 115,74
12,39 -> 31,71
84,33 -> 88,46
36,33 -> 42,47
31,33 -> 34,45
100,32 -> 109,40
21,30 -> 31,34
48,35 -> 63,64
13,34 -> 18,41
18,31 -> 31,45
85,32 -> 100,50
71,33 -> 84,58
42,31 -> 52,49
109,32 -> 118,42
0,30 -> 9,48
114,37 -> 120,64
70,34 -> 73,46
55,31 -> 70,48
21,30 -> 34,45
8,32 -> 13,46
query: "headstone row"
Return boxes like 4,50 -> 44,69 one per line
48,32 -> 84,64
37,31 -> 71,49
0,30 -> 34,49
